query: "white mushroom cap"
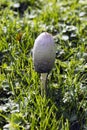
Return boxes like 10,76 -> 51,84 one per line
33,32 -> 56,73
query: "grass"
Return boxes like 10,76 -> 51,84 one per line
0,0 -> 87,129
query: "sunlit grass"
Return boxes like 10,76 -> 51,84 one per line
0,0 -> 87,129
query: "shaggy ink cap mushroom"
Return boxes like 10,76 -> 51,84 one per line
33,32 -> 56,73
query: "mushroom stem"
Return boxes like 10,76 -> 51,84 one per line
41,73 -> 48,97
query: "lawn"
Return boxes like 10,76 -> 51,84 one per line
0,0 -> 87,129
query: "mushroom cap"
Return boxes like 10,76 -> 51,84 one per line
33,32 -> 56,73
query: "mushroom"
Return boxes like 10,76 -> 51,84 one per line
33,32 -> 56,96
